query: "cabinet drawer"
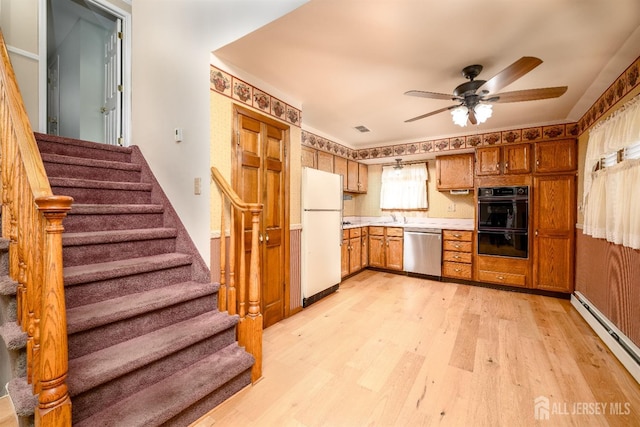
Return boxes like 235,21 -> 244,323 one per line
443,240 -> 472,252
369,226 -> 385,236
477,269 -> 526,287
443,250 -> 472,263
443,262 -> 472,279
443,230 -> 472,242
386,227 -> 404,237
349,228 -> 361,238
342,230 -> 349,240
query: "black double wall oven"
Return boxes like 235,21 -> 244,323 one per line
477,186 -> 529,259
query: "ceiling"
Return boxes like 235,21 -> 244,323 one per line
213,0 -> 640,151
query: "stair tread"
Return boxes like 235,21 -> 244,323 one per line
63,227 -> 177,246
68,311 -> 239,396
7,377 -> 37,417
64,253 -> 193,286
49,177 -> 152,190
41,152 -> 140,171
0,276 -> 17,296
35,132 -> 133,154
69,203 -> 164,215
66,281 -> 217,334
75,343 -> 253,427
0,322 -> 27,350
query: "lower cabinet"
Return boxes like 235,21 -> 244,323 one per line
341,227 -> 364,278
368,226 -> 403,271
476,255 -> 529,288
442,230 -> 473,280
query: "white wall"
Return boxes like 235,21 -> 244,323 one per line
131,0 -> 308,265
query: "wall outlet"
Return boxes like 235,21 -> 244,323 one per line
447,203 -> 456,212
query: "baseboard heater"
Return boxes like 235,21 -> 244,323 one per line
571,292 -> 640,384
302,284 -> 339,308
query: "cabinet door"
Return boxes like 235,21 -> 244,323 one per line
349,236 -> 362,273
503,144 -> 531,175
317,151 -> 334,173
369,235 -> 385,268
534,139 -> 577,173
358,163 -> 368,192
334,157 -> 348,190
347,160 -> 359,192
476,146 -> 501,176
436,153 -> 474,190
361,228 -> 369,267
341,238 -> 349,278
533,174 -> 575,292
301,146 -> 316,169
386,236 -> 404,270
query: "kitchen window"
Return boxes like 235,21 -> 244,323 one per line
380,162 -> 428,210
583,93 -> 640,250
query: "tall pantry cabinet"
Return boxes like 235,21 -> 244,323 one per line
532,139 -> 577,293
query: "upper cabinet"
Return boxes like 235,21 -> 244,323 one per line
334,156 -> 348,190
317,151 -> 334,173
476,143 -> 531,176
534,139 -> 577,174
303,147 -> 367,193
436,153 -> 474,190
301,146 -> 316,169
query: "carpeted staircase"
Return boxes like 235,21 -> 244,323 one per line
1,133 -> 254,426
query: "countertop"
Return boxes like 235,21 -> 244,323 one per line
341,216 -> 474,231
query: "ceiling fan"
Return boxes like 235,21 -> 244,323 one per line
404,57 -> 568,126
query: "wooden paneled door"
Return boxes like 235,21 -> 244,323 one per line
233,106 -> 290,328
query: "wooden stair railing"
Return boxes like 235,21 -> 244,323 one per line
0,31 -> 73,426
210,166 -> 263,382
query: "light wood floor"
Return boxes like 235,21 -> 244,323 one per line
0,396 -> 17,427
193,270 -> 640,427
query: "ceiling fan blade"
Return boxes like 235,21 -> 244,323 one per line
490,86 -> 568,103
404,105 -> 458,123
478,56 -> 543,94
404,90 -> 457,101
468,108 -> 477,125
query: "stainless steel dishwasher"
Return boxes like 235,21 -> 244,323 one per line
403,227 -> 442,277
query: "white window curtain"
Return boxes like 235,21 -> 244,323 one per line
583,94 -> 640,250
380,163 -> 428,210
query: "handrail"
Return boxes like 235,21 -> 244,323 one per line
210,166 -> 263,382
0,30 -> 73,426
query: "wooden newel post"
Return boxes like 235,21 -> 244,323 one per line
34,195 -> 73,427
246,208 -> 263,382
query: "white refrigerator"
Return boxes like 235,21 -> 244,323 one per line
301,167 -> 342,307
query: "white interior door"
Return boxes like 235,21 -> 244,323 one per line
47,56 -> 60,136
103,18 -> 122,145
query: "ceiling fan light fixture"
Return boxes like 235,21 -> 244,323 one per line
451,105 -> 469,127
474,103 -> 493,124
394,158 -> 403,169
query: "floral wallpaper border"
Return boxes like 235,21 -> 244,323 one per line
210,65 -> 302,127
576,56 -> 640,134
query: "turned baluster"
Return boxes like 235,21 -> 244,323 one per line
218,197 -> 227,312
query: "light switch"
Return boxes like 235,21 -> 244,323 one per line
194,177 -> 201,195
174,127 -> 183,142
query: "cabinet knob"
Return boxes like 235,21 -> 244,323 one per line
454,244 -> 461,249
453,233 -> 462,238
505,162 -> 509,169
454,255 -> 460,259
536,159 -> 540,166
535,230 -> 539,236
454,268 -> 462,273
496,163 -> 500,170
497,275 -> 505,280
259,233 -> 263,243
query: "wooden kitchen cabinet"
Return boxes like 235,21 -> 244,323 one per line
476,143 -> 531,176
532,174 -> 576,292
476,255 -> 529,288
341,227 -> 365,278
534,139 -> 577,174
361,227 -> 369,267
317,151 -> 334,173
358,163 -> 368,193
442,230 -> 473,280
346,160 -> 367,193
341,230 -> 349,278
436,153 -> 474,190
334,156 -> 348,190
301,146 -> 316,169
368,226 -> 403,270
